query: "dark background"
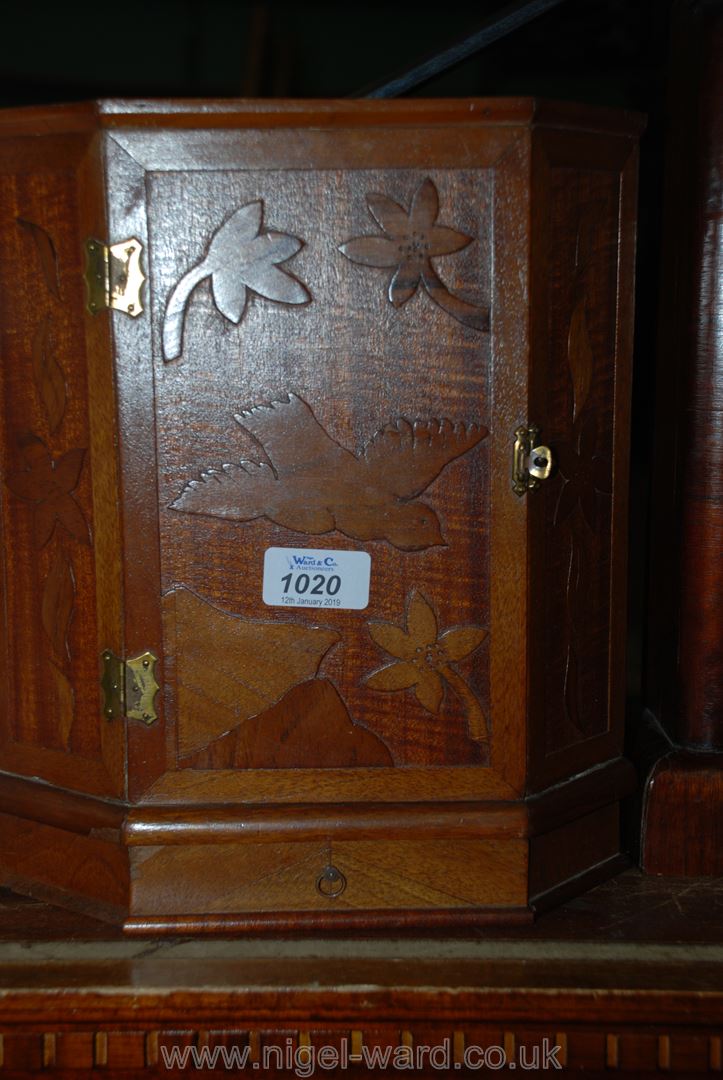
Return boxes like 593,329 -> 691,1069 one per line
0,0 -> 679,848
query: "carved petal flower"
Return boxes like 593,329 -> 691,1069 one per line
5,438 -> 89,548
340,178 -> 487,332
364,589 -> 487,729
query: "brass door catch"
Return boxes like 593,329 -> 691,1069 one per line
101,650 -> 159,725
84,237 -> 145,317
513,424 -> 554,496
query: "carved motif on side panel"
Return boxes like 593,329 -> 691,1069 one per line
546,193 -> 616,749
41,547 -> 75,666
554,412 -> 612,738
11,219 -> 78,751
365,590 -> 489,744
340,177 -> 489,331
5,436 -> 89,550
16,218 -> 61,300
172,393 -> 486,551
162,201 -> 311,361
31,316 -> 67,435
41,547 -> 77,748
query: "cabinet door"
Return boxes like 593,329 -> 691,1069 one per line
106,111 -> 529,803
0,132 -> 126,798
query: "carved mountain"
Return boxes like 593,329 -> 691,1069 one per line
163,587 -> 340,758
172,393 -> 487,551
185,678 -> 393,770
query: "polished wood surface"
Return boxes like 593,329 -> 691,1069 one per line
0,871 -> 719,1077
0,98 -> 640,929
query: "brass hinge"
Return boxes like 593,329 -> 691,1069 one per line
84,237 -> 145,317
512,424 -> 554,496
101,650 -> 159,725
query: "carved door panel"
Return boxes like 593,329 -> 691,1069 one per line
106,123 -> 530,803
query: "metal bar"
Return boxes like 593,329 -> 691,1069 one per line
353,0 -> 567,99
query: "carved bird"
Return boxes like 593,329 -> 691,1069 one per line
172,393 -> 487,550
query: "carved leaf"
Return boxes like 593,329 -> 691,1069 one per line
567,298 -> 594,421
41,548 -> 75,665
211,270 -> 248,324
17,218 -> 60,299
47,661 -> 75,749
206,201 -> 264,263
162,201 -> 310,362
31,317 -> 66,433
164,587 -> 340,758
186,678 -> 393,770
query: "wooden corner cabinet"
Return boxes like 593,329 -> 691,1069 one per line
0,98 -> 641,932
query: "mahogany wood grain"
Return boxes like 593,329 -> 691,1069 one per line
0,98 -> 641,929
0,872 -> 719,1078
123,800 -> 527,845
0,132 -> 124,799
643,751 -> 723,876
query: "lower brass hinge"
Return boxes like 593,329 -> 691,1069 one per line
84,237 -> 145,317
512,424 -> 554,496
101,650 -> 159,725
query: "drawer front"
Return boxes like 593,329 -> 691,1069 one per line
130,837 -> 528,915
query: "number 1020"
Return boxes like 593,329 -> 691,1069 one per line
280,572 -> 342,597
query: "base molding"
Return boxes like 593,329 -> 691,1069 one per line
0,759 -> 636,932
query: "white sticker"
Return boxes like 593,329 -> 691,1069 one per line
263,547 -> 371,610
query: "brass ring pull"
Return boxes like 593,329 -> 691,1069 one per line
316,864 -> 346,898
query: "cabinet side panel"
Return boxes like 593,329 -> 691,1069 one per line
0,134 -> 124,797
528,131 -> 638,790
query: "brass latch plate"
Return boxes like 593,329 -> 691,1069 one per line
85,238 -> 145,317
101,650 -> 159,725
513,424 -> 554,496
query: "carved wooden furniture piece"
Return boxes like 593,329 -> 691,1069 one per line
0,99 -> 640,931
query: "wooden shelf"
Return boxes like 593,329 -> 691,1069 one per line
0,869 -> 720,1076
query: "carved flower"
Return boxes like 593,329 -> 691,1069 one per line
163,201 -> 311,361
554,411 -> 612,530
6,435 -> 89,548
339,178 -> 489,332
365,590 -> 488,742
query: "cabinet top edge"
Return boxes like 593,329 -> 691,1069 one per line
0,97 -> 646,137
